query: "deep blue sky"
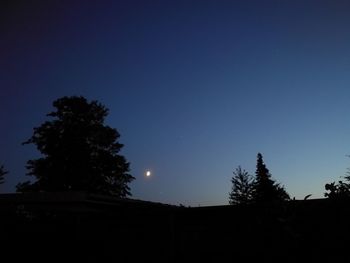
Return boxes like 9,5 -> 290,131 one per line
2,0 -> 350,205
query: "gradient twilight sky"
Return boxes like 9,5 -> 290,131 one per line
2,0 -> 350,205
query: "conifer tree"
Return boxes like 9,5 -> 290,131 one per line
229,166 -> 254,205
252,153 -> 289,202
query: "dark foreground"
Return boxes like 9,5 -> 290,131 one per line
0,192 -> 349,262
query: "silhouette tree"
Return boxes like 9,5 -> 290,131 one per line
324,181 -> 350,198
0,165 -> 8,185
17,96 -> 134,197
252,153 -> 289,202
229,166 -> 254,205
324,170 -> 350,198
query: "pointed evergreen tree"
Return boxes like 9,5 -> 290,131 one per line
229,166 -> 254,205
252,153 -> 289,202
0,165 -> 8,185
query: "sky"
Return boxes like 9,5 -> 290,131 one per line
2,0 -> 350,206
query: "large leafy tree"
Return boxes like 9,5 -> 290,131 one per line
252,153 -> 289,202
0,165 -> 8,185
17,96 -> 134,197
229,166 -> 254,205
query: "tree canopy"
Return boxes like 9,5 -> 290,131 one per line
17,96 -> 134,197
324,167 -> 350,199
229,153 -> 289,205
229,166 -> 254,205
252,153 -> 289,202
0,165 -> 8,185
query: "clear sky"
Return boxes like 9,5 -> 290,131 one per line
2,0 -> 350,206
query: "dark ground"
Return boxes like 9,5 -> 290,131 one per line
0,192 -> 349,262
